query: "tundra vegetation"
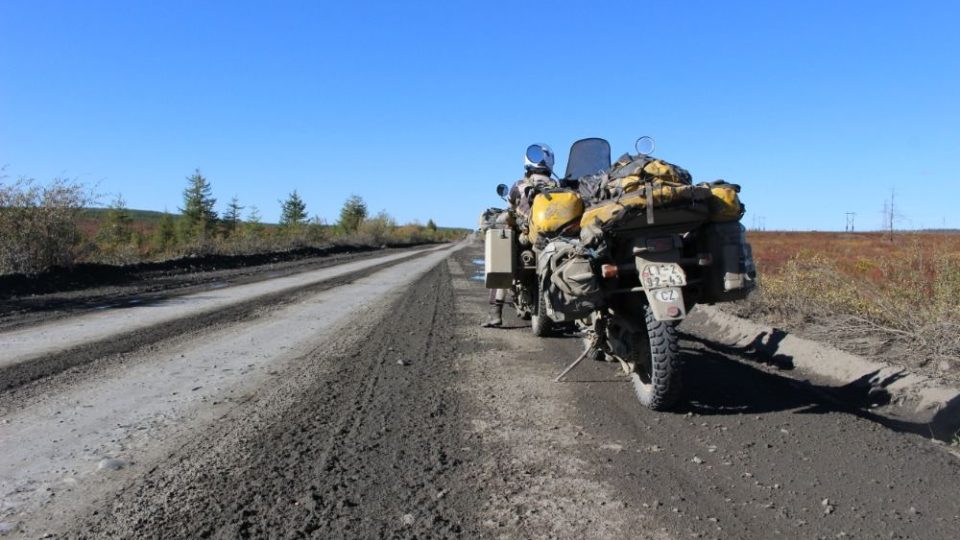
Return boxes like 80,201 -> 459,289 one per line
0,172 -> 464,275
732,231 -> 960,375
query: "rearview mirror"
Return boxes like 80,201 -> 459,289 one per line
635,136 -> 656,156
496,184 -> 509,199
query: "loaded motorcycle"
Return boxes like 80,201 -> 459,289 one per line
484,137 -> 755,411
487,144 -> 585,336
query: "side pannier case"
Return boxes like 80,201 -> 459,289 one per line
484,228 -> 515,289
700,222 -> 756,303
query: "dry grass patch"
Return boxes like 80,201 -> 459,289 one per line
729,232 -> 960,374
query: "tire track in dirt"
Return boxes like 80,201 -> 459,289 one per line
67,261 -> 483,539
446,248 -> 670,539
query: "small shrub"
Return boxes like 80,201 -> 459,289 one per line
358,211 -> 396,245
0,176 -> 95,274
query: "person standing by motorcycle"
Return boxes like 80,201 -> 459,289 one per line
482,143 -> 557,328
509,143 -> 557,227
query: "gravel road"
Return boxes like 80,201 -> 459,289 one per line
1,238 -> 957,539
0,244 -> 429,332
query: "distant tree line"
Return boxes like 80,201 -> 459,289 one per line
0,168 -> 463,274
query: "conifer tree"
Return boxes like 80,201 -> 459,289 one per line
223,195 -> 244,236
179,169 -> 218,240
244,205 -> 264,237
96,193 -> 133,249
154,211 -> 177,251
280,190 -> 307,226
338,194 -> 367,233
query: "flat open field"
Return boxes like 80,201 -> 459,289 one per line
737,231 -> 960,376
748,231 -> 960,283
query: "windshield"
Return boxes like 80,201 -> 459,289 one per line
564,138 -> 611,179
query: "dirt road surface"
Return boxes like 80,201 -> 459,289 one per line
1,239 -> 957,539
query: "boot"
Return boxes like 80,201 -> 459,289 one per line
481,302 -> 504,327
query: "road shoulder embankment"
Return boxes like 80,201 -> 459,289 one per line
684,305 -> 960,441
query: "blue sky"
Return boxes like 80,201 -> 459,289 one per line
1,0 -> 958,230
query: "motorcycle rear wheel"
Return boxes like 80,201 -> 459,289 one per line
630,305 -> 683,411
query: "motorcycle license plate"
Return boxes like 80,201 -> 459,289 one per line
640,263 -> 686,289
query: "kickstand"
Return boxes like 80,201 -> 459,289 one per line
555,346 -> 595,382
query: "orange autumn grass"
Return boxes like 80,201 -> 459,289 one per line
737,231 -> 960,364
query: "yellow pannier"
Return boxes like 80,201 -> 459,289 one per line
602,160 -> 693,197
642,159 -> 692,185
580,184 -> 712,228
579,181 -> 744,228
529,191 -> 584,244
705,183 -> 743,222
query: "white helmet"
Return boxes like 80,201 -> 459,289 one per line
523,143 -> 555,173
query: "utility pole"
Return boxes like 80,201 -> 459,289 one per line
845,212 -> 856,232
888,189 -> 895,241
881,188 -> 897,241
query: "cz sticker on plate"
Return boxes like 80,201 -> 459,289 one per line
640,263 -> 687,289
